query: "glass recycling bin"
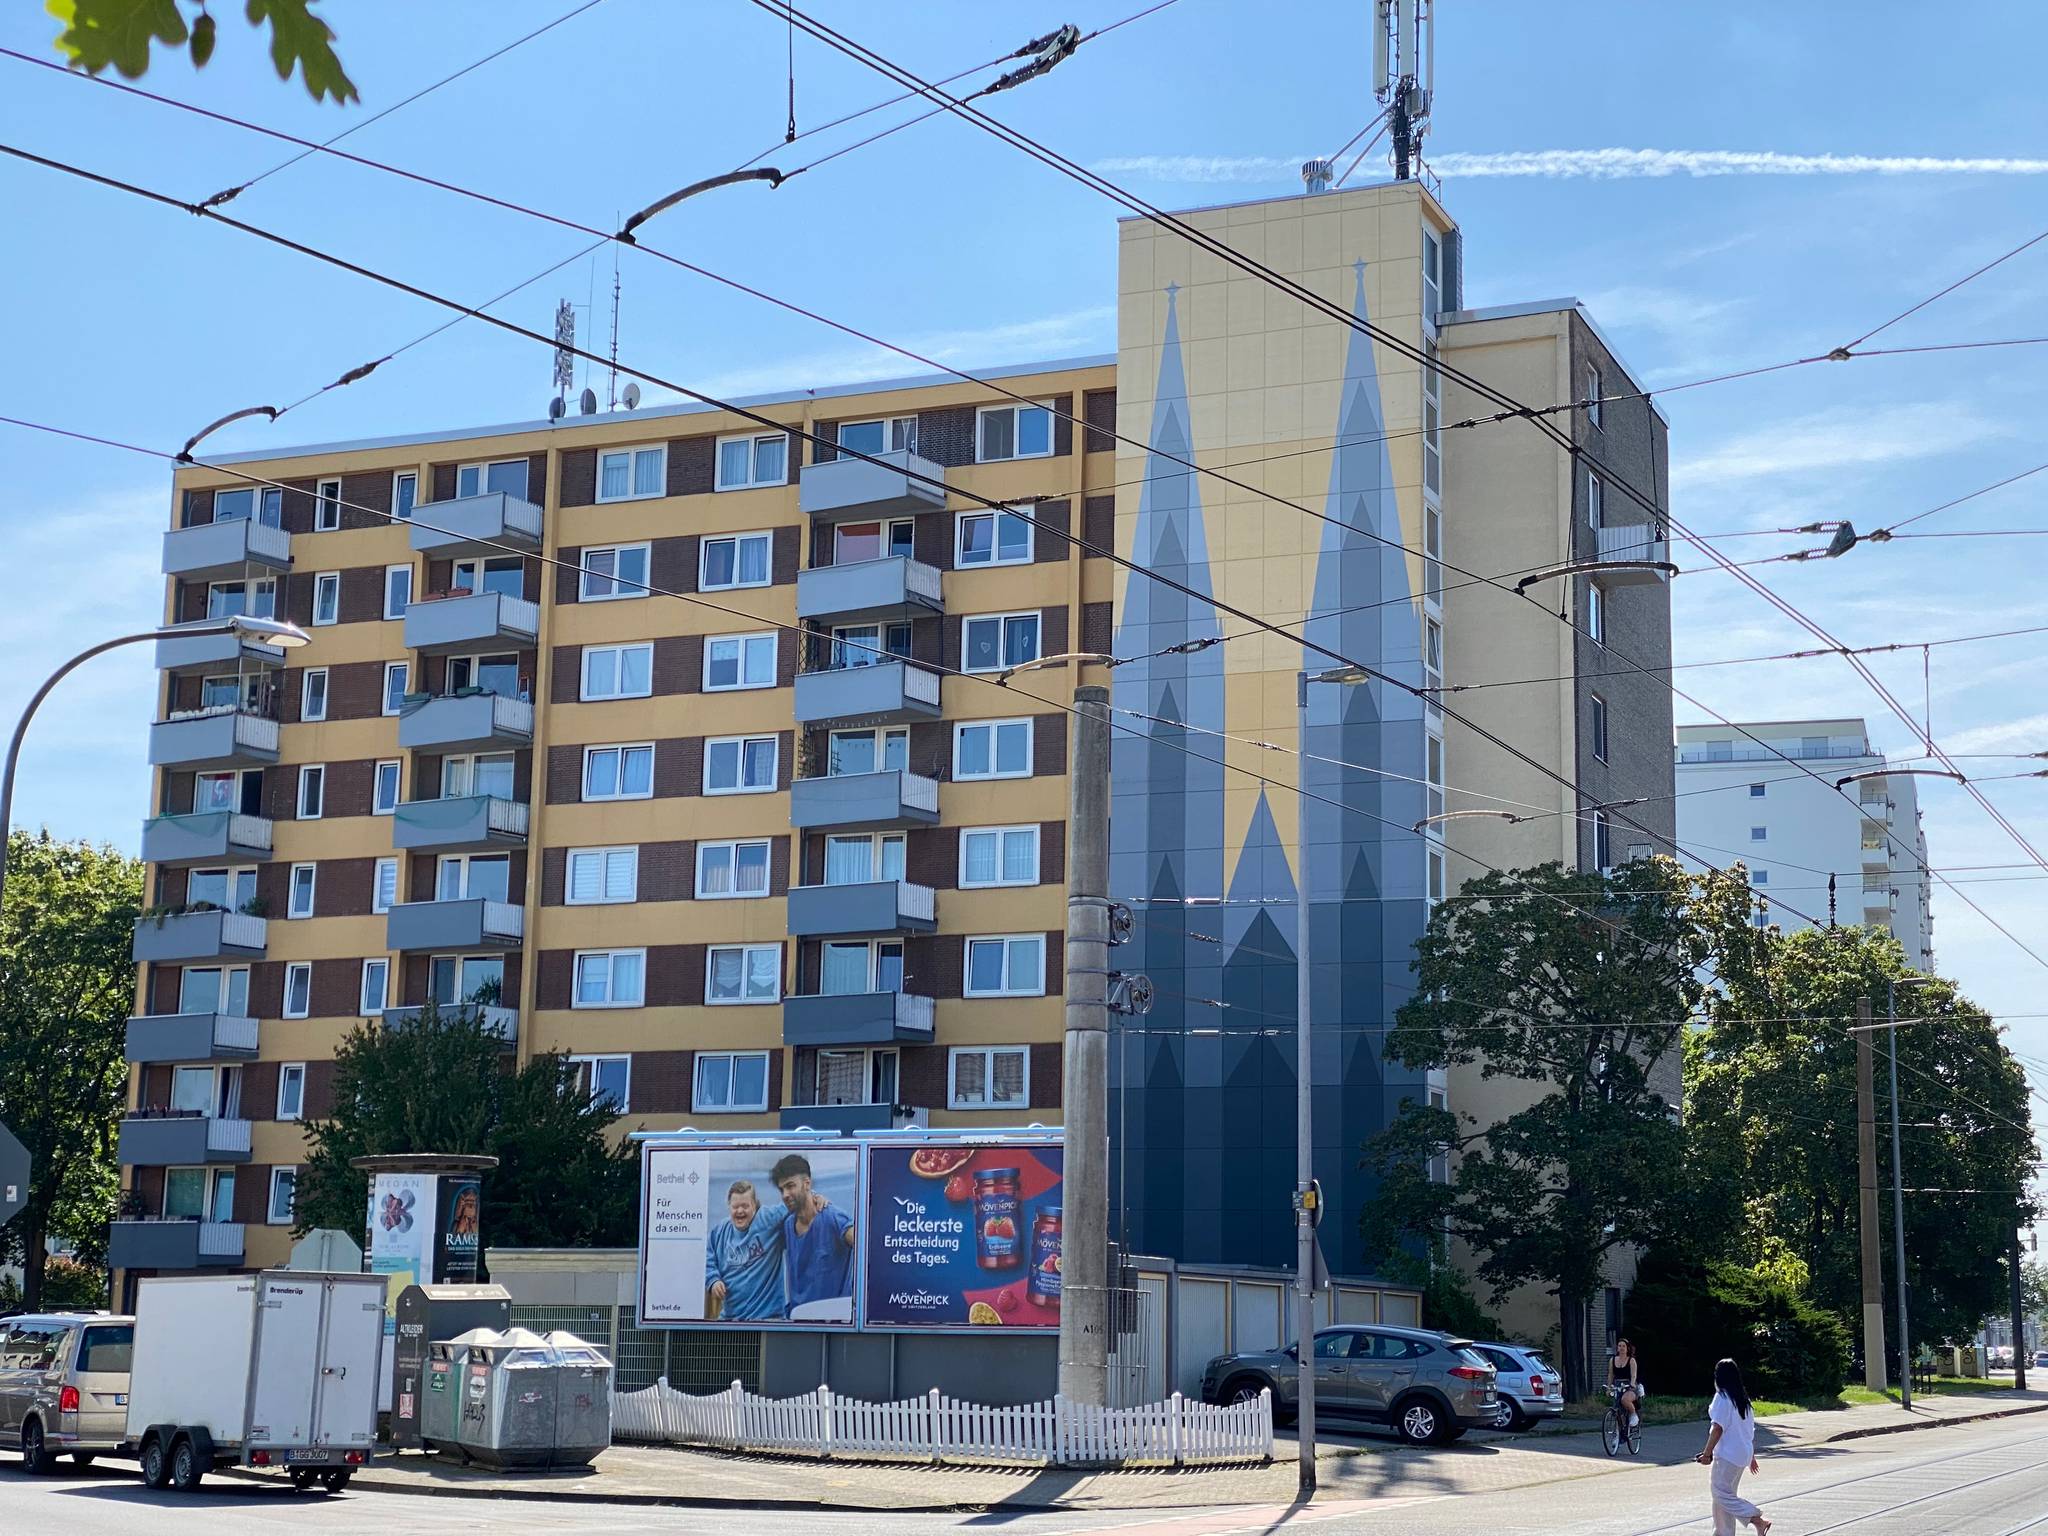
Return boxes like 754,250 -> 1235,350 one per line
427,1326 -> 613,1469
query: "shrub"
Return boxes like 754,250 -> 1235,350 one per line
1626,1248 -> 1850,1401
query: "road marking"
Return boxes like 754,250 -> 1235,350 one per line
1071,1497 -> 1449,1536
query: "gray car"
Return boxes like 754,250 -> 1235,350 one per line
1200,1323 -> 1497,1444
0,1312 -> 135,1473
1470,1342 -> 1562,1430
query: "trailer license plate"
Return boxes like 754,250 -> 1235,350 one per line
114,1394 -> 126,1406
285,1450 -> 329,1464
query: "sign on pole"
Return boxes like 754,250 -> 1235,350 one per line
0,1120 -> 29,1227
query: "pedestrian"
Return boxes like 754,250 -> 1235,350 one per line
1694,1358 -> 1770,1536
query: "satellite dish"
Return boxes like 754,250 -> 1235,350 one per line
621,382 -> 642,410
548,395 -> 566,421
580,388 -> 598,415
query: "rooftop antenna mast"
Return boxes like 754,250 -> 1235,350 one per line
1374,1 -> 1434,180
607,230 -> 622,412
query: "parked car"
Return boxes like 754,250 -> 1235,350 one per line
1200,1323 -> 1497,1444
2035,1350 -> 2048,1371
0,1312 -> 135,1472
1468,1342 -> 1561,1430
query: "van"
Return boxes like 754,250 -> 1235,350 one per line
0,1312 -> 137,1472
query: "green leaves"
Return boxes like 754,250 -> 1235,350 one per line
48,0 -> 357,103
46,0 -> 186,79
244,0 -> 355,103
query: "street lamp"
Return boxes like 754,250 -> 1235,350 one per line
0,615 -> 309,906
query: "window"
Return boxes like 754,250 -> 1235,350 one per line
300,668 -> 328,722
297,764 -> 325,820
428,955 -> 504,1009
821,939 -> 903,996
193,770 -> 243,815
383,564 -> 412,620
1801,735 -> 1829,758
373,759 -> 401,816
704,735 -> 778,795
954,718 -> 1033,780
372,858 -> 399,915
1426,734 -> 1445,823
187,866 -> 257,913
582,744 -> 654,801
1749,782 -> 1767,798
1423,341 -> 1442,495
1428,848 -> 1446,903
963,612 -> 1041,672
267,1166 -> 298,1225
288,863 -> 317,919
696,840 -> 772,898
435,853 -> 510,902
700,532 -> 772,589
1586,363 -> 1604,429
383,661 -> 409,716
312,571 -> 340,626
360,958 -> 389,1016
283,963 -> 311,1019
1751,869 -> 1769,885
706,944 -> 781,1004
211,485 -> 282,526
446,654 -> 521,699
837,416 -> 917,455
960,826 -> 1039,888
715,432 -> 789,490
580,542 -> 650,601
976,402 -> 1052,462
1587,471 -> 1604,530
830,622 -> 910,669
693,1051 -> 770,1112
813,1047 -> 899,1107
834,519 -> 914,563
200,674 -> 258,713
314,477 -> 342,532
573,949 -> 645,1007
393,471 -> 418,521
207,577 -> 277,621
277,1064 -> 306,1122
964,934 -> 1045,997
581,642 -> 653,701
451,555 -> 524,599
1750,826 -> 1767,842
455,459 -> 529,500
1428,1089 -> 1450,1184
949,1045 -> 1029,1109
828,728 -> 908,776
704,633 -> 777,691
1422,228 -> 1442,319
956,509 -> 1032,567
1593,810 -> 1613,872
1424,617 -> 1444,714
824,832 -> 904,885
1590,694 -> 1609,763
1423,504 -> 1442,604
597,444 -> 666,501
566,846 -> 637,905
568,1055 -> 630,1113
179,964 -> 249,1017
1586,583 -> 1605,645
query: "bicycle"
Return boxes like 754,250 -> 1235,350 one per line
1601,1391 -> 1643,1457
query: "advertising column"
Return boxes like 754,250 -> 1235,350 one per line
863,1141 -> 1064,1330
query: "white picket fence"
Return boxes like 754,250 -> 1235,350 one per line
610,1379 -> 1271,1467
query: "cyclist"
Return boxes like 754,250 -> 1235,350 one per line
1607,1336 -> 1644,1428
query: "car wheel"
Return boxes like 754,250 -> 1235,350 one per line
21,1420 -> 56,1475
1490,1397 -> 1520,1431
320,1470 -> 350,1494
290,1469 -> 316,1492
1395,1396 -> 1441,1445
140,1435 -> 171,1489
1227,1378 -> 1268,1408
169,1437 -> 205,1492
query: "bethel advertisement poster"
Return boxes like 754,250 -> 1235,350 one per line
862,1142 -> 1064,1330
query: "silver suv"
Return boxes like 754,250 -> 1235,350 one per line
0,1312 -> 135,1472
1200,1323 -> 1498,1444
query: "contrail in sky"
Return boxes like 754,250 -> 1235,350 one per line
1091,149 -> 2048,183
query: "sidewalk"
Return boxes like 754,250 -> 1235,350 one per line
264,1387 -> 2048,1513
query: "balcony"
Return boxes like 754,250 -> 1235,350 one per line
148,709 -> 280,771
780,1104 -> 931,1134
1593,523 -> 1672,586
409,491 -> 543,558
398,691 -> 534,752
392,795 -> 529,853
162,518 -> 292,581
793,660 -> 942,728
125,1011 -> 260,1064
141,811 -> 274,866
132,909 -> 267,964
404,590 -> 540,653
790,769 -> 940,832
153,622 -> 286,675
382,1002 -> 518,1047
786,879 -> 936,938
108,1218 -> 244,1271
798,449 -> 947,520
385,897 -> 524,953
796,557 -> 944,624
783,989 -> 934,1046
117,1113 -> 252,1166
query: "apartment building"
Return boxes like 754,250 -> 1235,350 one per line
1675,719 -> 1935,969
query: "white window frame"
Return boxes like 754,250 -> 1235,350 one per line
1586,363 -> 1604,429
579,542 -> 650,602
703,632 -> 778,692
1423,340 -> 1442,496
714,431 -> 790,491
1428,847 -> 1446,904
695,839 -> 773,899
382,660 -> 410,717
948,1045 -> 1030,1111
961,611 -> 1043,674
1593,809 -> 1613,872
954,508 -> 1033,567
1587,470 -> 1604,530
580,642 -> 655,702
699,531 -> 773,591
958,825 -> 1040,889
287,862 -> 317,919
1590,693 -> 1609,763
837,416 -> 918,455
435,852 -> 511,903
1423,504 -> 1442,606
1422,228 -> 1443,320
456,458 -> 529,500
703,734 -> 779,796
277,1063 -> 306,1122
312,571 -> 341,627
692,1050 -> 772,1113
705,943 -> 783,1005
596,443 -> 668,503
565,846 -> 638,906
393,470 -> 418,521
963,934 -> 1047,998
953,718 -> 1034,781
582,743 -> 655,802
383,563 -> 412,620
1587,582 -> 1605,646
373,759 -> 402,816
974,401 -> 1054,463
267,1165 -> 298,1226
207,576 -> 278,622
568,1054 -> 632,1113
297,764 -> 325,820
283,961 -> 312,1019
372,857 -> 399,916
179,963 -> 250,1018
1425,732 -> 1445,826
360,957 -> 389,1017
314,477 -> 343,532
572,948 -> 646,1009
300,667 -> 328,722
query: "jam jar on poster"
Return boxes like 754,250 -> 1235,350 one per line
862,1141 -> 1063,1330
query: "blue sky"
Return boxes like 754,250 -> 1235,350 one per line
4,2 -> 2047,1144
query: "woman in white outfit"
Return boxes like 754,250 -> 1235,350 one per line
1694,1358 -> 1771,1536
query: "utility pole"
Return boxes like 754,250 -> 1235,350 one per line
1294,671 -> 1319,1495
1059,684 -> 1111,1406
2013,1228 -> 2029,1392
1888,976 -> 1914,1411
1856,996 -> 1888,1392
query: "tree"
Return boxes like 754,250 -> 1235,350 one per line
296,1003 -> 637,1251
1361,858 -> 1749,1399
0,831 -> 142,1308
48,0 -> 356,103
1687,923 -> 2039,1356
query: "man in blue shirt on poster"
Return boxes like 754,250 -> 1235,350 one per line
705,1180 -> 788,1322
773,1153 -> 856,1318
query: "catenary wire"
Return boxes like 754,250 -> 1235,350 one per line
1841,227 -> 2048,351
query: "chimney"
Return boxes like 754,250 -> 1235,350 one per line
1301,158 -> 1334,194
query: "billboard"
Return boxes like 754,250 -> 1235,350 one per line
640,1141 -> 862,1327
436,1176 -> 482,1283
365,1171 -> 435,1331
862,1141 -> 1063,1330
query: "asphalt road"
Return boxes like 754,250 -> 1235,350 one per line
3,1414 -> 2044,1535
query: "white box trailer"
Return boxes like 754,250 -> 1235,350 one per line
124,1269 -> 384,1493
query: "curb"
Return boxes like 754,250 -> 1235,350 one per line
1820,1399 -> 2048,1444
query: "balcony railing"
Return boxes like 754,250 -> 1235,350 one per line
132,908 -> 268,964
391,794 -> 529,852
409,490 -> 544,556
161,517 -> 292,580
403,590 -> 541,653
385,896 -> 525,952
795,556 -> 945,623
1593,523 -> 1672,584
786,878 -> 937,937
149,708 -> 281,769
381,1002 -> 518,1045
798,449 -> 947,519
125,1010 -> 260,1064
141,810 -> 274,866
792,658 -> 943,727
108,1217 -> 244,1270
397,691 -> 534,751
1676,743 -> 1874,765
789,769 -> 941,831
783,989 -> 935,1045
153,622 -> 287,675
117,1111 -> 252,1165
